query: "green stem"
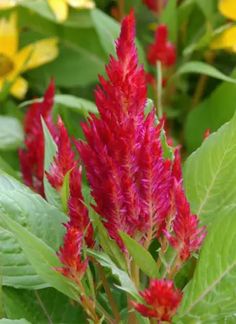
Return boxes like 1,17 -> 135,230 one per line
156,60 -> 163,118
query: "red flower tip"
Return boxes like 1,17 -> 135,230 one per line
57,226 -> 88,281
19,81 -> 56,196
46,117 -> 76,191
142,0 -> 167,12
133,279 -> 182,321
147,24 -> 176,67
172,147 -> 182,183
164,181 -> 206,261
203,128 -> 211,140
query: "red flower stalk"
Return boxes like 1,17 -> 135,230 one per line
46,117 -> 77,191
19,80 -> 56,196
57,225 -> 88,281
133,279 -> 182,321
164,150 -> 206,262
76,11 -> 172,248
147,24 -> 176,67
142,0 -> 167,12
46,117 -> 94,247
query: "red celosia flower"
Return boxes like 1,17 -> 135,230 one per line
142,0 -> 167,12
19,80 -> 56,196
68,167 -> 94,247
164,181 -> 206,261
76,11 -> 172,248
133,279 -> 182,321
57,225 -> 88,281
46,117 -> 76,191
46,117 -> 94,247
147,24 -> 176,67
203,128 -> 211,140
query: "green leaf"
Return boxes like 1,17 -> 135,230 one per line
87,250 -> 140,300
119,232 -> 159,278
55,94 -> 97,115
91,9 -> 119,56
175,61 -> 236,83
0,172 -> 66,289
176,208 -> 236,322
185,70 -> 236,152
42,119 -> 61,209
0,155 -> 19,180
0,212 -> 78,300
3,287 -> 86,323
18,95 -> 97,116
0,117 -> 23,151
184,111 -> 236,226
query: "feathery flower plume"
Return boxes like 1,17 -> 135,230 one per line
133,279 -> 182,321
77,11 -> 172,248
164,150 -> 206,262
147,24 -> 176,66
142,0 -> 167,12
46,117 -> 94,247
57,226 -> 88,281
46,117 -> 77,191
19,80 -> 56,196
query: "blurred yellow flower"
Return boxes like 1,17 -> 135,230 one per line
0,0 -> 18,9
211,0 -> 236,52
0,13 -> 58,99
48,0 -> 95,22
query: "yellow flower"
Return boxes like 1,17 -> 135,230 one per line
48,0 -> 95,22
0,13 -> 58,99
0,0 -> 18,9
211,0 -> 236,52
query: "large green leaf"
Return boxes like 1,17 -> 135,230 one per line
119,232 -> 159,278
88,250 -> 140,300
0,117 -> 23,151
184,111 -> 236,226
3,287 -> 86,323
185,70 -> 236,152
0,212 -> 78,300
0,173 -> 66,288
175,61 -> 236,84
176,208 -> 236,322
0,320 -> 31,324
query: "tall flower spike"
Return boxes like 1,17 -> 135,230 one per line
46,117 -> 76,191
142,0 -> 167,12
147,24 -> 176,66
57,225 -> 88,281
133,279 -> 182,321
77,11 -> 172,248
19,80 -> 56,196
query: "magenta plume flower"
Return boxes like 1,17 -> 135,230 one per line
133,279 -> 182,321
19,80 -> 56,196
76,11 -> 172,248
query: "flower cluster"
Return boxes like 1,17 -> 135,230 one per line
19,80 -> 56,196
133,279 -> 183,321
147,24 -> 176,67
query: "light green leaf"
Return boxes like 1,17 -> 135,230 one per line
55,94 -> 97,115
0,212 -> 78,300
177,208 -> 236,322
42,119 -> 61,209
18,95 -> 97,116
0,172 -> 66,289
0,117 -> 23,151
87,250 -> 140,300
3,287 -> 86,323
184,111 -> 236,226
119,232 -> 159,278
175,61 -> 236,84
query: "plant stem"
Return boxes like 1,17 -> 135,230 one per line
97,263 -> 121,323
156,60 -> 163,118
